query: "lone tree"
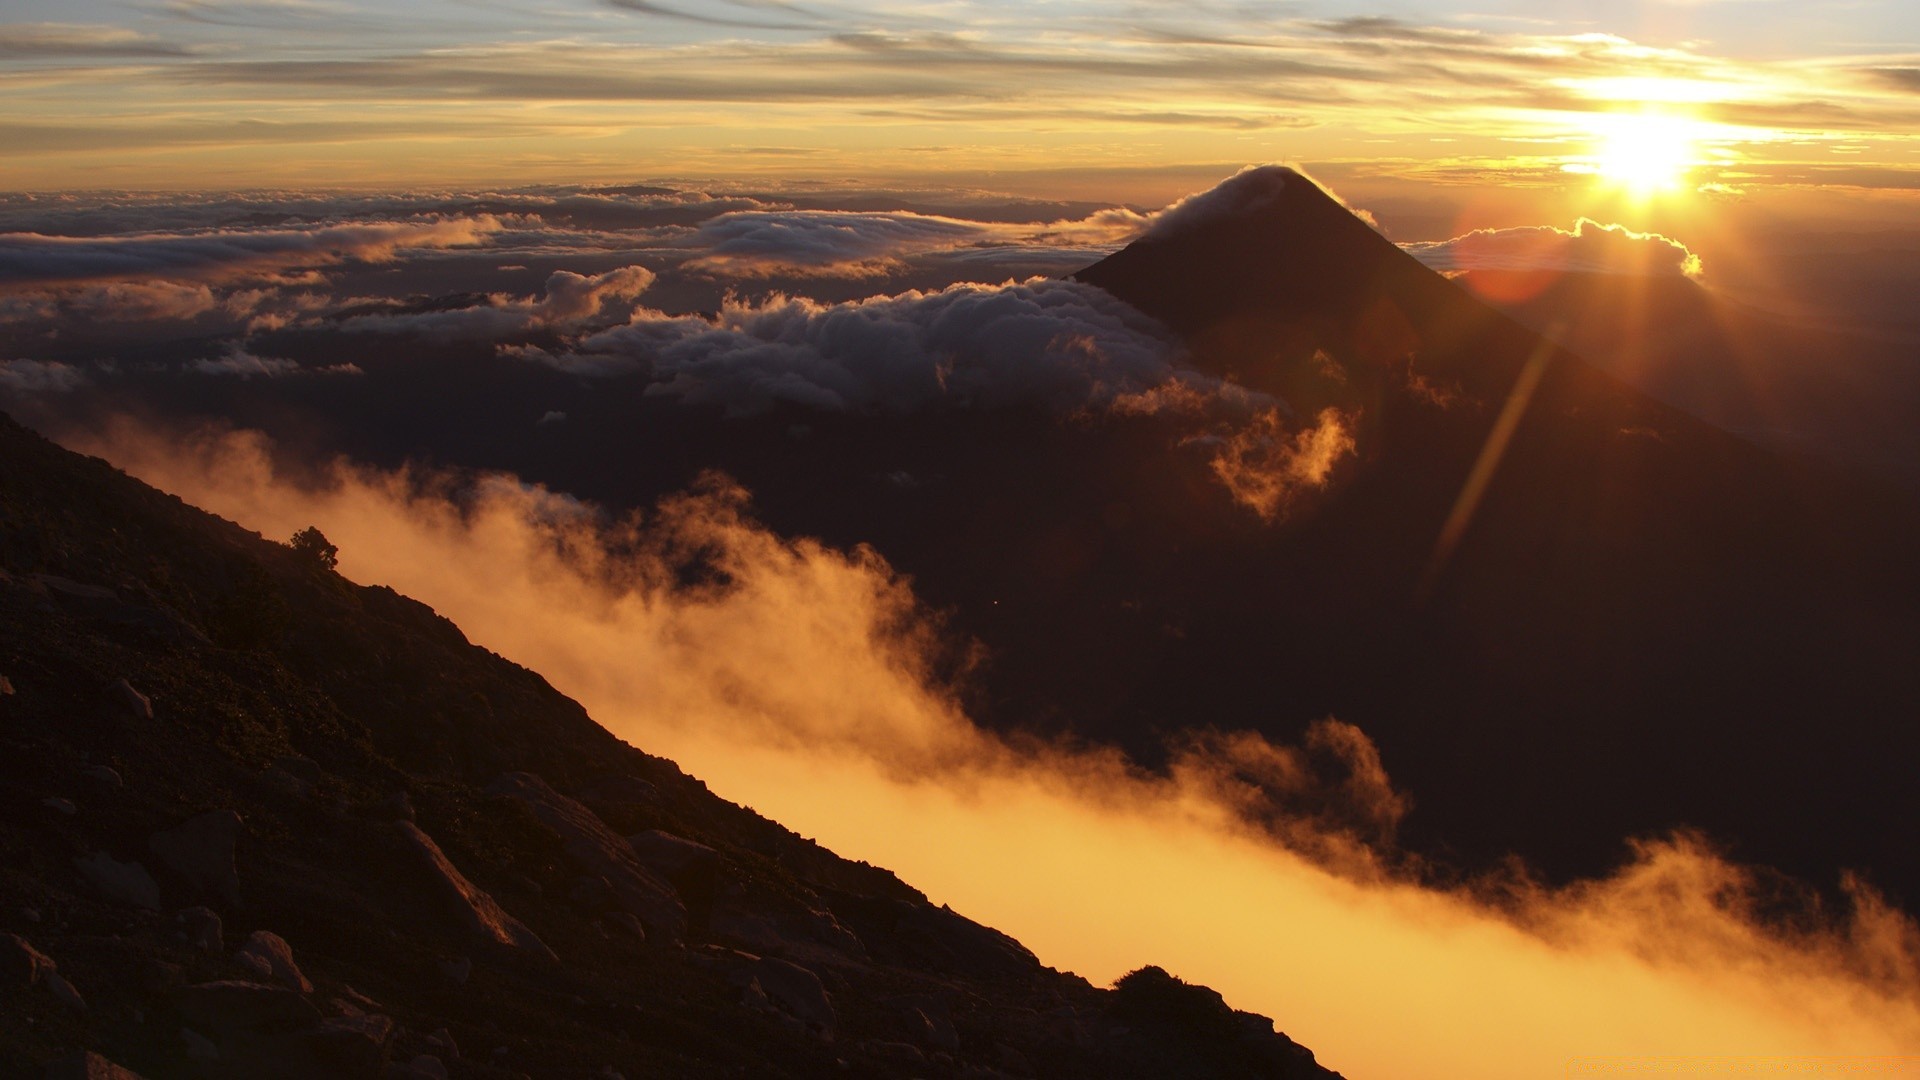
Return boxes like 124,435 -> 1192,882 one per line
288,526 -> 339,571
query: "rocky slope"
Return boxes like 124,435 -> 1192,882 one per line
0,411 -> 1339,1079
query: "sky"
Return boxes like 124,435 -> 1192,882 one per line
4,0 -> 1920,212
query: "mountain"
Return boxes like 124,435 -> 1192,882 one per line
1449,269 -> 1920,481
1067,167 -> 1920,891
14,165 -> 1920,913
0,411 -> 1340,1079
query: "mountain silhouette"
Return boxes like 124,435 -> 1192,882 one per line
0,412 -> 1340,1078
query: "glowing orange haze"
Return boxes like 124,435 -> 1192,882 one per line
73,420 -> 1920,1079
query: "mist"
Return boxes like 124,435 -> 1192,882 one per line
68,417 -> 1920,1080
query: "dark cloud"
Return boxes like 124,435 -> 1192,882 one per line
0,218 -> 501,285
0,23 -> 191,59
336,265 -> 657,340
524,279 -> 1237,417
602,0 -> 821,33
0,359 -> 88,393
682,211 -> 998,278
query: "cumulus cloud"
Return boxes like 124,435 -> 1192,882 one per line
69,417 -> 1920,1080
0,359 -> 88,393
680,208 -> 1147,278
1141,164 -> 1296,241
1199,406 -> 1357,522
539,279 -> 1208,416
187,346 -> 303,377
0,217 -> 503,286
64,279 -> 221,322
336,265 -> 656,340
683,210 -> 996,278
1404,219 -> 1704,277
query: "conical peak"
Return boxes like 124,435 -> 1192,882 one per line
1139,164 -> 1306,243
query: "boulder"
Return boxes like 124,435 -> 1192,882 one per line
148,810 -> 242,906
2,932 -> 55,985
627,830 -> 721,911
0,674 -> 13,696
388,1054 -> 448,1079
575,775 -> 660,806
892,994 -> 961,1053
42,797 -> 78,816
307,1012 -> 395,1072
178,906 -> 223,953
744,956 -> 835,1040
44,1050 -> 150,1079
45,970 -> 87,1011
108,679 -> 152,720
74,850 -> 161,910
395,822 -> 557,963
234,930 -> 312,992
486,772 -> 686,944
180,1028 -> 219,1063
174,980 -> 321,1032
81,765 -> 123,788
437,956 -> 471,985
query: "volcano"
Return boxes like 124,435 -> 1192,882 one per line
14,166 -> 1920,909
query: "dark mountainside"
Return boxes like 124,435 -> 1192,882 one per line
1070,169 -> 1920,891
14,166 -> 1920,910
0,412 -> 1340,1079
1449,268 -> 1920,481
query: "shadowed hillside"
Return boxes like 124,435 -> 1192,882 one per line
0,412 -> 1339,1080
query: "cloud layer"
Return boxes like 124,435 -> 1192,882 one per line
1405,219 -> 1705,278
69,417 -> 1920,1080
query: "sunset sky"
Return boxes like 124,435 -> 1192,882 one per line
5,0 -> 1920,214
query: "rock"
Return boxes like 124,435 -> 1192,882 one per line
995,1043 -> 1034,1075
569,874 -> 619,913
178,906 -> 223,952
893,995 -> 960,1053
175,980 -> 321,1032
0,674 -> 13,695
3,932 -> 56,985
396,822 -> 558,963
381,790 -> 415,822
864,1041 -> 927,1066
575,775 -> 660,806
604,911 -> 647,943
746,956 -> 834,1040
74,851 -> 162,910
148,810 -> 242,906
263,766 -> 312,801
235,930 -> 312,992
307,1012 -> 395,1072
137,959 -> 183,997
42,797 -> 78,816
181,1028 -> 219,1063
388,1054 -> 448,1079
273,754 -> 323,785
438,956 -> 472,985
44,1050 -> 150,1079
486,772 -> 686,944
108,679 -> 152,720
427,1027 -> 459,1060
45,970 -> 87,1011
81,765 -> 123,788
627,830 -> 722,915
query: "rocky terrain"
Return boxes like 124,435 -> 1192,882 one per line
0,411 -> 1340,1079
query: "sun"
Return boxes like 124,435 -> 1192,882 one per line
1576,112 -> 1703,199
